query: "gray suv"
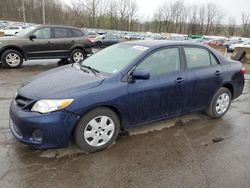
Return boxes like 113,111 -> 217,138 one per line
0,25 -> 93,68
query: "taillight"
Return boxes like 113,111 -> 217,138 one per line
241,66 -> 246,75
87,37 -> 92,45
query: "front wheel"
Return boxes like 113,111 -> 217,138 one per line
1,49 -> 23,68
206,87 -> 232,118
74,107 -> 120,152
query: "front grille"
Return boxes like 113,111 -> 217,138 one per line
15,95 -> 32,109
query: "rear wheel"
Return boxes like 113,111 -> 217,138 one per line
206,87 -> 232,118
1,49 -> 23,68
74,107 -> 120,152
70,49 -> 86,63
95,41 -> 102,48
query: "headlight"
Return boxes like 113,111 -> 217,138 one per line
31,99 -> 74,114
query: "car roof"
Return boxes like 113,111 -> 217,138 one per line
123,40 -> 206,48
35,24 -> 81,30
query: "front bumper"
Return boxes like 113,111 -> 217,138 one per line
9,100 -> 79,149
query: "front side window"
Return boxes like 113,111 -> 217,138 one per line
111,35 -> 119,39
136,48 -> 180,76
53,28 -> 68,38
33,28 -> 51,39
184,48 -> 211,69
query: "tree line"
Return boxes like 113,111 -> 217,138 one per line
0,0 -> 249,37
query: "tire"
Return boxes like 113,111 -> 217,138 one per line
74,107 -> 120,152
95,41 -> 102,48
1,49 -> 23,68
206,87 -> 232,118
70,49 -> 86,63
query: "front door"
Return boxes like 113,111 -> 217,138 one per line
24,27 -> 53,59
128,47 -> 186,125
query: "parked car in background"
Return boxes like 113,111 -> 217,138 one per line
228,40 -> 250,52
1,26 -> 23,36
93,33 -> 125,47
0,25 -> 93,68
227,40 -> 245,52
203,38 -> 226,46
86,31 -> 99,43
192,38 -> 209,43
10,41 -> 245,152
124,33 -> 138,40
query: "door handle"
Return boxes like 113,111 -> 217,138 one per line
72,40 -> 76,44
175,77 -> 185,83
215,70 -> 222,76
47,41 -> 51,44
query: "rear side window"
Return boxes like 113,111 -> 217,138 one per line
53,28 -> 68,38
184,48 -> 211,69
136,48 -> 180,76
210,54 -> 219,65
70,29 -> 84,37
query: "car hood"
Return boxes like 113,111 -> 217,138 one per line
18,65 -> 105,99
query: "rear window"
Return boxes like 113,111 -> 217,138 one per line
70,29 -> 84,37
53,28 -> 68,38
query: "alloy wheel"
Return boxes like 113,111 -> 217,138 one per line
215,93 -> 230,114
6,53 -> 21,66
73,52 -> 84,63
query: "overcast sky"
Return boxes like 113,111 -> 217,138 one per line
63,0 -> 250,24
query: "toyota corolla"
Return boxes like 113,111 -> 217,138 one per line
9,41 -> 245,152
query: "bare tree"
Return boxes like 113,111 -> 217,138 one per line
78,0 -> 101,28
205,3 -> 218,35
198,4 -> 206,34
127,0 -> 138,31
117,0 -> 129,30
242,12 -> 250,37
228,17 -> 236,37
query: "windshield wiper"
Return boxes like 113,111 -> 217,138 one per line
71,61 -> 89,73
81,65 -> 100,76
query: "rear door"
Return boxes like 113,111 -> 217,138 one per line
49,27 -> 73,58
182,46 -> 224,113
128,47 -> 186,125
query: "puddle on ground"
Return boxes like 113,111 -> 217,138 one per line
39,113 -> 201,159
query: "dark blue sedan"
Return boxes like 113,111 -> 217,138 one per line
9,41 -> 245,152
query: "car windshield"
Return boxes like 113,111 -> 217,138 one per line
81,43 -> 148,74
15,26 -> 36,37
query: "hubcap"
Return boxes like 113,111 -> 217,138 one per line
73,52 -> 84,63
6,53 -> 21,66
84,116 -> 115,147
216,93 -> 230,114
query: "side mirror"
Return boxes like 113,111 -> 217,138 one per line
29,34 -> 37,40
131,70 -> 150,80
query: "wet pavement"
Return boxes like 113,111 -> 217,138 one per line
0,60 -> 250,188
